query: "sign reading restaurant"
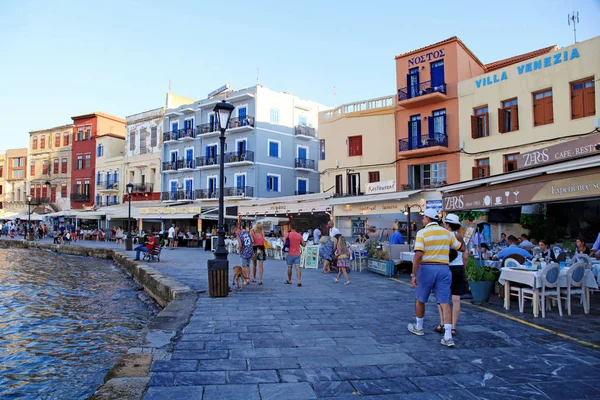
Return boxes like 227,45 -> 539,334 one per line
365,180 -> 396,195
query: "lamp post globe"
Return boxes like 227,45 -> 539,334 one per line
208,100 -> 235,298
125,183 -> 134,251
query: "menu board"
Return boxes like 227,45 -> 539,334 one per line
463,226 -> 476,246
301,245 -> 320,269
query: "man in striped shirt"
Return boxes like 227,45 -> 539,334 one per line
407,208 -> 465,347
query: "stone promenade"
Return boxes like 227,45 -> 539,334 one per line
39,239 -> 600,398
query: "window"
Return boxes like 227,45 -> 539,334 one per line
30,162 -> 35,176
97,171 -> 102,185
471,106 -> 489,139
571,78 -> 595,120
129,130 -> 136,151
266,174 -> 280,192
347,173 -> 360,196
74,181 -> 82,194
472,158 -> 490,179
61,158 -> 68,173
85,154 -> 91,169
504,153 -> 519,172
85,125 -> 91,140
270,108 -> 280,124
63,132 -> 70,146
407,115 -> 421,149
83,179 -> 90,196
13,170 -> 23,179
32,138 -> 38,150
335,174 -> 343,196
0,185 -> 2,195
268,140 -> 280,158
368,171 -> 380,183
55,133 -> 61,147
348,135 -> 362,156
97,144 -> 104,157
76,155 -> 83,170
430,109 -> 446,136
150,127 -> 157,147
40,136 -> 45,149
296,178 -> 308,195
140,131 -> 147,154
53,159 -> 59,174
61,184 -> 67,198
533,89 -> 553,126
13,157 -> 24,167
0,166 -> 3,177
498,98 -> 519,133
42,160 -> 49,175
298,115 -> 307,126
319,139 -> 325,160
408,162 -> 447,189
408,67 -> 419,98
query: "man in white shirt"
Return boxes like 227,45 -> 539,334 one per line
168,224 -> 176,250
313,226 -> 321,244
328,220 -> 340,237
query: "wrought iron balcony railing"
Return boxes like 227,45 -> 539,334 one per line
295,158 -> 316,170
131,183 -> 154,192
70,193 -> 90,201
398,81 -> 446,101
295,125 -> 317,138
399,132 -> 448,152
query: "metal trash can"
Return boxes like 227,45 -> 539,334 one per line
125,237 -> 133,251
207,259 -> 229,297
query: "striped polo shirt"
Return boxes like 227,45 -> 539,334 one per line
414,222 -> 462,264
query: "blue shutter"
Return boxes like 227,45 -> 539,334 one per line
274,176 -> 279,192
115,170 -> 119,183
428,117 -> 434,139
266,175 -> 271,191
298,179 -> 307,194
238,107 -> 246,121
298,147 -> 307,161
407,121 -> 414,150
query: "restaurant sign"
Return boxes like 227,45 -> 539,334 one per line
517,132 -> 600,169
336,201 -> 401,216
140,207 -> 201,214
365,180 -> 396,195
443,171 -> 600,212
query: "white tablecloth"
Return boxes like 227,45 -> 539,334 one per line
499,267 -> 598,289
401,252 -> 415,263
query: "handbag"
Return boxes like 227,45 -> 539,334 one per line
264,236 -> 272,249
283,238 -> 290,253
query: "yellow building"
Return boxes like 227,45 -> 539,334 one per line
28,124 -> 73,213
4,148 -> 28,214
318,95 -> 397,195
458,36 -> 599,180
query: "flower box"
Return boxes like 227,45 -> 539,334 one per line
367,258 -> 394,277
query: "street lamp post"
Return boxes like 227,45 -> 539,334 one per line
125,183 -> 134,251
26,195 -> 33,241
208,100 -> 235,298
403,204 -> 423,250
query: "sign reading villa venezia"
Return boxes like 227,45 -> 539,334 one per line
475,47 -> 580,88
365,180 -> 396,194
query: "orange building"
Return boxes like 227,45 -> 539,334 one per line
394,37 -> 556,190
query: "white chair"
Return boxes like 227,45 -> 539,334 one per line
560,262 -> 589,315
520,263 -> 562,318
504,258 -> 524,308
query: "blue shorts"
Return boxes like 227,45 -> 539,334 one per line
241,257 -> 251,267
415,264 -> 452,304
286,255 -> 301,267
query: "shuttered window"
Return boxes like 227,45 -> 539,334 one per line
471,106 -> 489,139
498,98 -> 519,133
571,78 -> 595,120
368,171 -> 380,183
348,135 -> 362,156
533,89 -> 553,126
472,158 -> 490,179
503,153 -> 519,173
335,174 -> 343,196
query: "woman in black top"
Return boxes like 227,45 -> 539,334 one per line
538,239 -> 556,262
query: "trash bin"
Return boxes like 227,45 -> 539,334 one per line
125,236 -> 133,251
208,259 -> 229,297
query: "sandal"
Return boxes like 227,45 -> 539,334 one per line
433,325 -> 444,334
258,281 -> 263,285
297,283 -> 302,287
451,329 -> 457,336
284,280 -> 292,284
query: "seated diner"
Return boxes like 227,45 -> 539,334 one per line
495,235 -> 533,261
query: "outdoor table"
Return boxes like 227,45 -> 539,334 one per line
499,266 -> 598,317
401,252 -> 415,263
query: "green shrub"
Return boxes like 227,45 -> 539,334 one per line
465,255 -> 500,282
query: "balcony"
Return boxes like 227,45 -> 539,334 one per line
196,122 -> 219,136
178,128 -> 196,141
71,193 -> 90,202
163,131 -> 179,143
97,181 -> 120,191
98,199 -> 119,207
295,191 -> 315,195
181,158 -> 196,170
161,190 -> 196,201
195,116 -> 255,137
397,81 -> 447,108
162,159 -> 184,173
295,125 -> 317,139
32,197 -> 50,204
195,186 -> 254,199
131,183 -> 154,193
195,155 -> 219,169
294,158 -> 317,171
399,132 -> 448,157
225,150 -> 254,165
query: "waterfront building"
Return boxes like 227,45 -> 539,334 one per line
0,153 -> 5,215
70,112 -> 125,210
160,84 -> 327,206
3,148 -> 28,214
124,93 -> 194,203
94,134 -> 126,207
28,124 -> 73,213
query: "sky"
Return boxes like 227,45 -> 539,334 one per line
0,0 -> 599,152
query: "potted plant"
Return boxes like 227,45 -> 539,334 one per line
465,255 -> 500,304
365,241 -> 394,277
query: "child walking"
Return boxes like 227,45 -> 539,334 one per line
334,235 -> 351,285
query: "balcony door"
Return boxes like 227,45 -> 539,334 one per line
407,67 -> 419,99
186,148 -> 194,165
106,172 -> 111,189
408,115 -> 421,150
347,173 -> 360,196
185,179 -> 193,199
297,179 -> 307,195
41,185 -> 48,199
208,177 -> 217,198
50,185 -> 56,202
429,109 -> 446,140
236,174 -> 246,189
430,60 -> 444,89
170,150 -> 179,163
238,107 -> 246,122
206,145 -> 217,162
170,181 -> 177,201
237,140 -> 247,156
183,118 -> 194,134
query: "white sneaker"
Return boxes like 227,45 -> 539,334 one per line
407,323 -> 424,336
345,281 -> 351,285
335,278 -> 339,283
441,337 -> 455,347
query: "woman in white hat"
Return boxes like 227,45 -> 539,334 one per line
433,213 -> 468,336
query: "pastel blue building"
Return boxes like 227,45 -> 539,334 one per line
161,85 -> 328,203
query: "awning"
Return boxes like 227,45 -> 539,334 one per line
238,199 -> 332,216
73,211 -> 105,220
327,190 -> 423,206
137,213 -> 197,220
332,190 -> 436,217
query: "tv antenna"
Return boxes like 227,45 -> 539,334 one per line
568,11 -> 579,44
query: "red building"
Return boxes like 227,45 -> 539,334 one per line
70,112 -> 125,209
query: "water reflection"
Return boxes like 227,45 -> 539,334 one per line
0,249 -> 158,399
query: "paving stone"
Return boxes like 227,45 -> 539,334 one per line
197,359 -> 248,371
350,377 -> 421,396
335,352 -> 416,367
437,389 -> 479,399
228,370 -> 280,384
144,386 -> 204,400
297,355 -> 342,368
280,346 -> 349,357
230,348 -> 283,359
447,372 -> 509,389
344,345 -> 383,355
531,380 -> 600,400
259,382 -> 317,400
148,372 -> 175,387
175,371 -> 227,385
203,384 -> 260,400
409,376 -> 464,392
279,368 -> 341,383
205,340 -> 253,350
418,362 -> 481,376
311,381 -> 357,397
249,357 -> 300,370
467,383 -> 549,399
334,366 -> 387,380
172,350 -> 229,360
175,341 -> 206,350
246,325 -> 283,333
151,360 -> 197,372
